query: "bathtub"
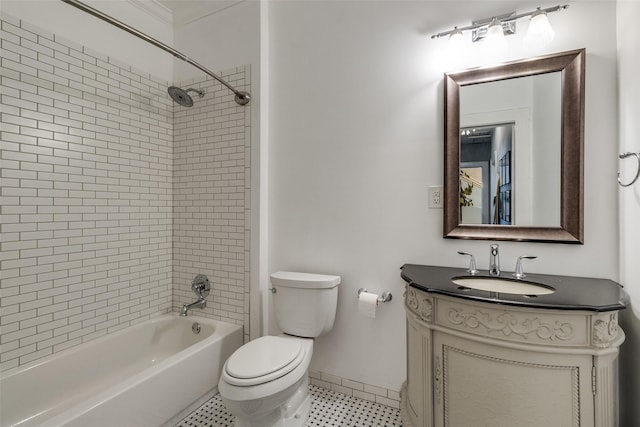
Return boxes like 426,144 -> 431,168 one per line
0,314 -> 243,427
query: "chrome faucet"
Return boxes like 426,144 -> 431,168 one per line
180,274 -> 211,317
489,244 -> 500,276
513,255 -> 537,279
180,297 -> 206,316
457,251 -> 479,275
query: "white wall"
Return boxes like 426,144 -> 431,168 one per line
173,0 -> 260,83
266,0 -> 620,393
1,0 -> 174,81
616,1 -> 640,424
617,1 -> 640,317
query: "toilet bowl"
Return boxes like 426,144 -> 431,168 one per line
218,271 -> 341,427
218,335 -> 313,427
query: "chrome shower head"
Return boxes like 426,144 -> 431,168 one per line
168,86 -> 205,107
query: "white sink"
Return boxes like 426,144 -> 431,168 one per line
452,277 -> 555,296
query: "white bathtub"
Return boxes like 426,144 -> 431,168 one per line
0,314 -> 243,427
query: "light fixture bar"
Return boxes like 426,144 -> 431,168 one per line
471,11 -> 517,28
430,4 -> 569,40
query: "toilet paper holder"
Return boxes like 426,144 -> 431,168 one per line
357,288 -> 392,304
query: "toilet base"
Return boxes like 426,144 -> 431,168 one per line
225,375 -> 311,427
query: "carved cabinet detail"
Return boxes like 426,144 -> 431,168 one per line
401,286 -> 625,427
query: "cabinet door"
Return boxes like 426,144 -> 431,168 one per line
433,331 -> 593,427
406,317 -> 431,427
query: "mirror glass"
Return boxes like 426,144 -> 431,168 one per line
444,49 -> 585,243
459,72 -> 561,226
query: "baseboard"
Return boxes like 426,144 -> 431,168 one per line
309,370 -> 401,409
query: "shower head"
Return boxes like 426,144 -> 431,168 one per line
168,86 -> 205,107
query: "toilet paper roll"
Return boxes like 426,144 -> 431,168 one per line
358,291 -> 379,319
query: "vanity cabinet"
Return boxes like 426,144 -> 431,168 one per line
401,285 -> 625,427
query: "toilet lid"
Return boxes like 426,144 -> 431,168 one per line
224,336 -> 304,386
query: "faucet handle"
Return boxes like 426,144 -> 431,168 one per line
513,255 -> 537,279
192,274 -> 211,299
457,251 -> 479,275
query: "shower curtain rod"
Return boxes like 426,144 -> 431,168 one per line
60,0 -> 251,106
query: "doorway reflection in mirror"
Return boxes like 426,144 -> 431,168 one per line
460,124 -> 514,225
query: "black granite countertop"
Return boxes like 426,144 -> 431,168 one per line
401,264 -> 627,312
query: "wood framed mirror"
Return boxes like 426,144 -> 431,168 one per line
444,49 -> 585,243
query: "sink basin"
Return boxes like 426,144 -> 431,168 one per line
452,277 -> 555,296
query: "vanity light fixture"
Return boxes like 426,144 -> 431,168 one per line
448,27 -> 465,51
524,8 -> 556,46
431,4 -> 568,48
484,17 -> 508,52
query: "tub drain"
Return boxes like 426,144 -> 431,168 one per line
192,322 -> 201,334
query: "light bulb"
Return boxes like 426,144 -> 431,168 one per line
448,27 -> 464,51
525,9 -> 555,46
484,18 -> 507,54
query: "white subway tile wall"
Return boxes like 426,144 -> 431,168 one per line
0,14 -> 251,369
172,70 -> 251,342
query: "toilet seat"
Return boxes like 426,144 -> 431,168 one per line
223,336 -> 305,387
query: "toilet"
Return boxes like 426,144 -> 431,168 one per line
218,271 -> 341,427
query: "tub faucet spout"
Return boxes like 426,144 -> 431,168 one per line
180,297 -> 206,316
489,244 -> 500,277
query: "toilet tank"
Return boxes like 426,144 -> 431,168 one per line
270,271 -> 341,338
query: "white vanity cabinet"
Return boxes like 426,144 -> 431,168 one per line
401,285 -> 625,427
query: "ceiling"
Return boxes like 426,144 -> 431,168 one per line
156,0 -> 244,27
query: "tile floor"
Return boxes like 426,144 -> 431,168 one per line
175,385 -> 403,427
